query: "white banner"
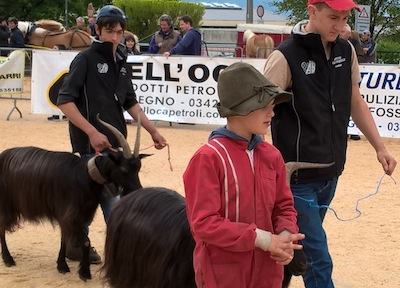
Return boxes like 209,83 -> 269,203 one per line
31,50 -> 400,138
348,64 -> 400,138
126,55 -> 265,125
31,49 -> 79,115
0,50 -> 25,95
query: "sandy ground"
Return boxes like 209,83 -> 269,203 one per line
0,83 -> 400,287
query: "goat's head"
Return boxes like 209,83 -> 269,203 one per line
91,115 -> 151,196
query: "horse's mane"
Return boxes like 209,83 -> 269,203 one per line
35,20 -> 66,32
243,29 -> 274,59
18,20 -> 65,34
243,29 -> 255,44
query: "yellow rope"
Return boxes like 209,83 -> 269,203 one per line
24,44 -> 52,50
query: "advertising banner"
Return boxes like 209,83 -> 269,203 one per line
31,50 -> 400,138
0,50 -> 25,95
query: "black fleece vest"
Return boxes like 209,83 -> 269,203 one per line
273,33 -> 352,184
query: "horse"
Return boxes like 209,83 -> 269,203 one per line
18,20 -> 93,51
243,29 -> 275,59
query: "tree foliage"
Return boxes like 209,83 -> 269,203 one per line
0,0 -> 204,37
269,0 -> 400,40
377,39 -> 400,64
0,0 -> 110,28
114,0 -> 204,42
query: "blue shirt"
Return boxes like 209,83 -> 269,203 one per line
169,28 -> 202,56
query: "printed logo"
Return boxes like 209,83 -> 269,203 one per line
332,56 -> 345,68
97,63 -> 109,74
301,61 -> 316,75
120,67 -> 127,76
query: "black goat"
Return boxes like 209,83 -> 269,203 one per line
101,162 -> 332,288
0,117 -> 148,281
102,187 -> 196,288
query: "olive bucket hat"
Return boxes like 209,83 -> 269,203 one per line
216,62 -> 292,117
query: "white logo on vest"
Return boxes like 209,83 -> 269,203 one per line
97,63 -> 109,74
301,61 -> 316,75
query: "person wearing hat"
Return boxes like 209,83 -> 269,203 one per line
58,5 -> 167,264
360,29 -> 377,63
184,62 -> 305,288
264,0 -> 397,287
7,17 -> 24,48
0,16 -> 10,56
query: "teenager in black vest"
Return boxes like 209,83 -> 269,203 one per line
264,0 -> 396,287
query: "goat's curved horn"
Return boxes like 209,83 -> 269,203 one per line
133,112 -> 141,157
96,114 -> 132,159
285,162 -> 335,186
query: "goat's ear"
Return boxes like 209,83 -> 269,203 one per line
139,153 -> 152,159
108,150 -> 124,162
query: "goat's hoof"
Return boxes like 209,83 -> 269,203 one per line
79,267 -> 92,281
5,261 -> 16,267
3,257 -> 16,267
57,262 -> 70,274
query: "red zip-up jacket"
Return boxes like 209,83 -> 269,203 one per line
184,136 -> 298,288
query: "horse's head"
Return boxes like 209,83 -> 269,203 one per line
16,21 -> 31,35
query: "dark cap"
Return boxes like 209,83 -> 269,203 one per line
0,16 -> 5,22
96,5 -> 127,23
216,62 -> 292,117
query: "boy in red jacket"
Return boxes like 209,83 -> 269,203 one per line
184,62 -> 305,288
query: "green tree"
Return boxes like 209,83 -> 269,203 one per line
0,0 -> 107,28
270,0 -> 400,40
114,0 -> 204,41
0,0 -> 204,34
377,39 -> 400,64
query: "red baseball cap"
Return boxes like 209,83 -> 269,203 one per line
308,0 -> 361,12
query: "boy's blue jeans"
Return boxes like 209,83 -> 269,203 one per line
291,178 -> 338,288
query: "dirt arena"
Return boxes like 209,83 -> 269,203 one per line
0,88 -> 399,287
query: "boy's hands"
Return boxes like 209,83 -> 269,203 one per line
268,233 -> 305,265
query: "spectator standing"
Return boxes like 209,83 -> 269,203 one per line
124,32 -> 140,55
149,14 -> 182,54
70,16 -> 91,35
340,24 -> 363,63
0,16 -> 10,56
163,15 -> 202,56
360,29 -> 377,63
263,0 -> 397,287
57,5 -> 167,263
350,30 -> 363,62
88,14 -> 97,36
340,24 -> 361,141
8,17 -> 24,48
184,62 -> 305,288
